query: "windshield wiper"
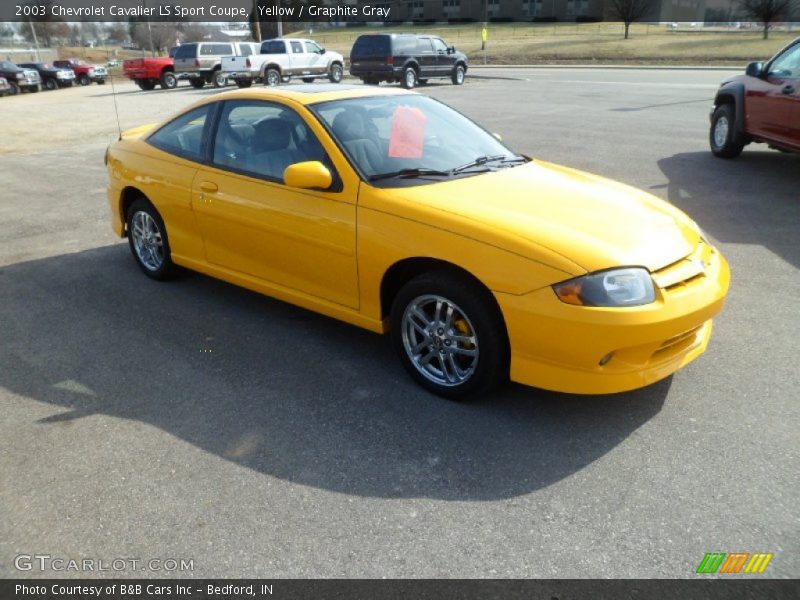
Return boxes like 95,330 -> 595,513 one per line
451,154 -> 525,174
369,168 -> 451,182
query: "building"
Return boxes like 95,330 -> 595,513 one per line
379,0 -> 706,23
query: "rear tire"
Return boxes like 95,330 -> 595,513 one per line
401,66 -> 417,89
126,198 -> 176,281
8,82 -> 19,95
390,270 -> 509,400
710,104 -> 744,159
264,68 -> 281,87
160,70 -> 177,89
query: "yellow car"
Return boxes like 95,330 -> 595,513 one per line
106,85 -> 730,398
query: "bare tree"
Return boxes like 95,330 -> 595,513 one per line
18,0 -> 70,47
739,0 -> 792,39
606,0 -> 656,39
178,23 -> 214,43
132,23 -> 178,55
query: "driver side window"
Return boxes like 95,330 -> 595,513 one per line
212,100 -> 329,183
769,43 -> 800,78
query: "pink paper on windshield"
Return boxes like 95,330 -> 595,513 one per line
388,106 -> 426,158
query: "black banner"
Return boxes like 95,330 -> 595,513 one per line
2,580 -> 799,600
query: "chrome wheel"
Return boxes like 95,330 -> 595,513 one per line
265,69 -> 280,86
404,68 -> 416,89
401,294 -> 479,387
713,116 -> 729,148
455,66 -> 465,84
131,210 -> 164,272
329,64 -> 343,83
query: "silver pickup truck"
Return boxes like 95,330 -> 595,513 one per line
222,38 -> 345,87
174,41 -> 260,88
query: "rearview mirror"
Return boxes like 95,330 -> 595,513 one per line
284,161 -> 332,190
745,61 -> 764,78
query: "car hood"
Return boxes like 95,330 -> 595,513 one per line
370,160 -> 700,275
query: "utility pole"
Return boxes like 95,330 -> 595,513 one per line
27,17 -> 41,62
253,0 -> 261,42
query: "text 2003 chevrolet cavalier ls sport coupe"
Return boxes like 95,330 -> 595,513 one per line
105,85 -> 730,399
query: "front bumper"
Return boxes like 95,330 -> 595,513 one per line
496,242 -> 731,394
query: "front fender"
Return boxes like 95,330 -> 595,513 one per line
713,82 -> 746,140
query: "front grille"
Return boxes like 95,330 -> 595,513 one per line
651,240 -> 714,291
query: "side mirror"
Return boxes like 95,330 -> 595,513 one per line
746,61 -> 764,78
320,48 -> 326,55
284,161 -> 332,190
492,132 -> 503,141
448,46 -> 455,54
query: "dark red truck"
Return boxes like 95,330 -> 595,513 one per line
710,37 -> 800,157
53,59 -> 107,85
123,49 -> 179,90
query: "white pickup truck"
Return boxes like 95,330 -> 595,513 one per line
222,38 -> 345,87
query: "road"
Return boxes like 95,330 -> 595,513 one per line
0,68 -> 797,579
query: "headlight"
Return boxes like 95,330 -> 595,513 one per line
553,267 -> 656,307
88,68 -> 95,75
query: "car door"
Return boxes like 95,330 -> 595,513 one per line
746,42 -> 800,146
288,40 -> 309,75
415,37 -> 437,78
190,99 -> 359,308
430,37 -> 452,75
304,41 -> 327,75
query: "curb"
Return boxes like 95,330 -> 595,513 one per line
468,64 -> 743,71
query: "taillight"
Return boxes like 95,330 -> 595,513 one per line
195,59 -> 200,67
246,58 -> 251,67
386,56 -> 394,66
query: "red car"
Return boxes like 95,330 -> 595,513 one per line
123,55 -> 177,90
52,59 -> 108,86
710,37 -> 800,157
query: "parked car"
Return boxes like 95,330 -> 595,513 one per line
105,86 -> 729,399
0,61 -> 41,94
123,55 -> 178,90
0,77 -> 10,97
349,33 -> 468,89
17,62 -> 75,90
710,37 -> 800,157
173,41 -> 259,88
223,38 -> 344,88
53,59 -> 108,85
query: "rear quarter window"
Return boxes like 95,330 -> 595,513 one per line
201,44 -> 233,56
352,36 -> 390,57
147,105 -> 210,162
174,44 -> 196,59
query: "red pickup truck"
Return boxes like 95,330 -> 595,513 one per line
53,59 -> 107,85
710,37 -> 800,157
123,51 -> 178,90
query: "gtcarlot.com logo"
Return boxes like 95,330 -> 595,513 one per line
14,554 -> 194,573
696,552 -> 773,574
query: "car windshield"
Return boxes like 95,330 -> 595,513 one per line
310,94 -> 524,185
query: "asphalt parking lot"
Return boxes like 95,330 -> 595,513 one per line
1,69 -> 798,579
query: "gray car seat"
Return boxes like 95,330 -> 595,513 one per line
331,110 -> 383,176
248,118 -> 302,182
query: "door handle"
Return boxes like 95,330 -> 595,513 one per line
199,181 -> 218,193
782,85 -> 795,95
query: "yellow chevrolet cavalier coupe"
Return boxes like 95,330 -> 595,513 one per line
106,85 -> 730,398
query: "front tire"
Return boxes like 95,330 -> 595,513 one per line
452,64 -> 466,85
126,198 -> 176,281
137,79 -> 157,91
328,62 -> 343,83
28,84 -> 41,93
390,271 -> 509,399
401,66 -> 417,89
8,81 -> 19,95
236,79 -> 252,88
710,104 -> 744,158
78,74 -> 90,86
189,77 -> 205,89
212,70 -> 227,88
160,71 -> 177,89
44,78 -> 58,91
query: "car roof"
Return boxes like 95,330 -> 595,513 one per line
207,84 -> 415,107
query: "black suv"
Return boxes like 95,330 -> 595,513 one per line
0,60 -> 41,94
349,33 -> 468,89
